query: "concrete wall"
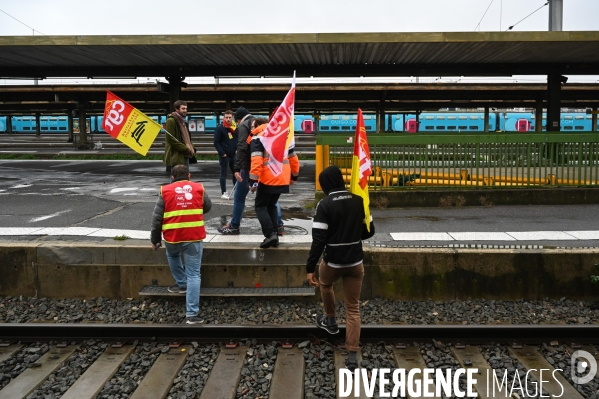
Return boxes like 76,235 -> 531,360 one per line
1,242 -> 598,301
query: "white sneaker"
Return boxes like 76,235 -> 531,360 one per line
221,192 -> 229,200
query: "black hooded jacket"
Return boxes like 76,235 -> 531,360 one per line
306,166 -> 375,273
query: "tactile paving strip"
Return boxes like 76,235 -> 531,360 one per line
139,286 -> 315,297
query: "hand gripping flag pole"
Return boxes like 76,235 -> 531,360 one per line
349,109 -> 373,232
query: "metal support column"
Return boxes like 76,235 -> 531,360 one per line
547,74 -> 562,132
535,102 -> 544,132
593,107 -> 598,132
166,76 -> 186,112
484,107 -> 489,133
68,112 -> 74,142
6,115 -> 12,135
378,101 -> 385,132
78,102 -> 87,149
35,113 -> 40,137
549,0 -> 563,31
225,99 -> 232,112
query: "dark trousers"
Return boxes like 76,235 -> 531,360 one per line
218,156 -> 235,194
255,188 -> 281,238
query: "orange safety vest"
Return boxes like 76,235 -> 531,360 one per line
161,180 -> 206,244
249,125 -> 299,186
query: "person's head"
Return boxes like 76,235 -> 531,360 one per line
171,164 -> 190,181
223,110 -> 234,125
252,117 -> 268,129
174,100 -> 188,116
234,106 -> 250,122
319,165 -> 345,195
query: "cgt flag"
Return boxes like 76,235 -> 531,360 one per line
102,91 -> 162,156
349,109 -> 372,232
260,72 -> 296,176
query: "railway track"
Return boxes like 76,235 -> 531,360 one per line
0,324 -> 598,399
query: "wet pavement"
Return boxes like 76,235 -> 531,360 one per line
2,159 -> 599,247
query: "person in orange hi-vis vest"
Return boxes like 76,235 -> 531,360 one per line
248,118 -> 300,249
150,164 -> 212,324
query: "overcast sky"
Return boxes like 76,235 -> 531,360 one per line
1,0 -> 597,36
1,0 -> 598,85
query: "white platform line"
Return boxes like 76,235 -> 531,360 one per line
391,231 -> 599,241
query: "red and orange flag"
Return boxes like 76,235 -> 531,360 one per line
349,109 -> 372,231
102,91 -> 162,156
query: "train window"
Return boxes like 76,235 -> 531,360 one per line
458,126 -> 467,130
206,116 -> 214,120
363,116 -> 372,120
23,127 -> 31,130
59,127 -> 67,130
342,116 -> 350,120
50,127 -> 58,131
437,116 -> 445,120
425,116 -> 435,120
331,126 -> 340,130
448,116 -> 456,120
575,116 -> 585,120
436,126 -> 445,130
575,126 -> 584,130
332,116 -> 340,120
531,116 -> 535,119
41,127 -> 49,130
341,126 -> 351,130
321,126 -> 330,130
564,116 -> 573,120
50,118 -> 58,121
469,116 -> 478,120
352,115 -> 357,119
448,126 -> 457,130
425,126 -> 434,130
321,116 -> 329,120
469,126 -> 478,130
564,126 -> 573,130
59,118 -> 67,121
459,116 -> 468,120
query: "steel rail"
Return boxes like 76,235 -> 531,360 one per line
1,324 -> 599,344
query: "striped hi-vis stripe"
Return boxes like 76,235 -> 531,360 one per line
162,221 -> 205,230
163,209 -> 204,218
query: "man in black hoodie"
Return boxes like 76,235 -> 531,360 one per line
306,165 -> 375,371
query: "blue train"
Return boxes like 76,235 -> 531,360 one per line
0,112 -> 594,134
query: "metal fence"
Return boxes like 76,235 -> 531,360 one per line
315,132 -> 599,190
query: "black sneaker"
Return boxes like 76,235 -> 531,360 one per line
186,316 -> 204,325
277,225 -> 285,236
167,285 -> 187,294
260,234 -> 279,249
345,358 -> 359,372
217,223 -> 240,235
316,315 -> 339,334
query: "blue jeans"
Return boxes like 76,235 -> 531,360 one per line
276,202 -> 283,227
165,241 -> 203,317
218,156 -> 235,194
230,169 -> 249,229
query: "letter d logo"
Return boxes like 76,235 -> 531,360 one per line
571,350 -> 598,385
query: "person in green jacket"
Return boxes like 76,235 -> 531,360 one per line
164,100 -> 195,175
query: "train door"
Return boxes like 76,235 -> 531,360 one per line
516,119 -> 531,132
405,119 -> 418,133
301,119 -> 314,133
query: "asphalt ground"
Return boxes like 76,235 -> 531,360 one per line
1,159 -> 599,247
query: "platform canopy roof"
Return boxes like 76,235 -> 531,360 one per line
0,31 -> 599,79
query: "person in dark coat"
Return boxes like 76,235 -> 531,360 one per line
217,106 -> 254,235
306,165 -> 375,371
213,110 -> 238,199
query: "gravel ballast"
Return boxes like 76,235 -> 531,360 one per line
1,296 -> 597,325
